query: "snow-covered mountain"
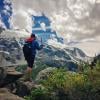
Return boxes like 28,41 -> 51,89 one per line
36,44 -> 91,71
0,29 -> 30,38
0,30 -> 92,70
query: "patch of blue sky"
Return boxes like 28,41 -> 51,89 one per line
0,0 -> 12,29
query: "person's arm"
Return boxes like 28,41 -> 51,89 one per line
35,41 -> 43,50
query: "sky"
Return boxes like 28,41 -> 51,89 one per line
0,0 -> 100,56
0,0 -> 12,28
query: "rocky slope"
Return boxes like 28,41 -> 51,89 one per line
36,45 -> 91,70
0,37 -> 24,67
0,88 -> 24,100
0,30 -> 92,70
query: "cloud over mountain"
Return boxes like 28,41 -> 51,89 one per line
0,0 -> 100,44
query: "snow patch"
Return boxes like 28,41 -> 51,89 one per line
47,39 -> 67,49
0,29 -> 30,38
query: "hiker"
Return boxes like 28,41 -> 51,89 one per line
23,33 -> 44,81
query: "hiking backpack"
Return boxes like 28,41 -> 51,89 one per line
23,41 -> 32,59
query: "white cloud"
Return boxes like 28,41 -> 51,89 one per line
10,0 -> 100,43
74,41 -> 100,57
10,9 -> 32,33
2,9 -> 10,16
0,15 -> 6,28
96,0 -> 100,3
0,19 -> 6,29
40,22 -> 46,31
3,0 -> 11,4
47,39 -> 67,49
4,5 -> 10,11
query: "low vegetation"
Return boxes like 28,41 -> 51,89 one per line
24,59 -> 100,100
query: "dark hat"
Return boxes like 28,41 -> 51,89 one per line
31,34 -> 36,38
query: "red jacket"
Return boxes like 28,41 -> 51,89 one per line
25,37 -> 34,42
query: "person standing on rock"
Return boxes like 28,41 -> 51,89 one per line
23,33 -> 44,81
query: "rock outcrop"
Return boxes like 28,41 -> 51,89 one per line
0,88 -> 24,100
0,64 -> 25,99
36,67 -> 56,82
0,38 -> 24,66
0,66 -> 23,87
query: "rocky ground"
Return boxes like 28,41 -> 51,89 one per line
0,88 -> 24,100
0,64 -> 37,100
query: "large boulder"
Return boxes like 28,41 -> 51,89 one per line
36,67 -> 56,82
0,66 -> 23,87
0,37 -> 25,66
0,88 -> 24,100
15,81 -> 35,97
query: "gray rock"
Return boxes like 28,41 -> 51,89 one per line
0,37 -> 25,66
36,67 -> 56,82
0,67 -> 23,87
15,81 -> 34,97
0,88 -> 24,100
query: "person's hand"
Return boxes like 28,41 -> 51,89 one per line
41,44 -> 45,48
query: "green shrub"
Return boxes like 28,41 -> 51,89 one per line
40,68 -> 93,100
25,86 -> 52,100
16,64 -> 27,72
42,69 -> 88,90
25,67 -> 100,100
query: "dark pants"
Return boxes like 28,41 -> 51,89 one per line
25,55 -> 35,68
